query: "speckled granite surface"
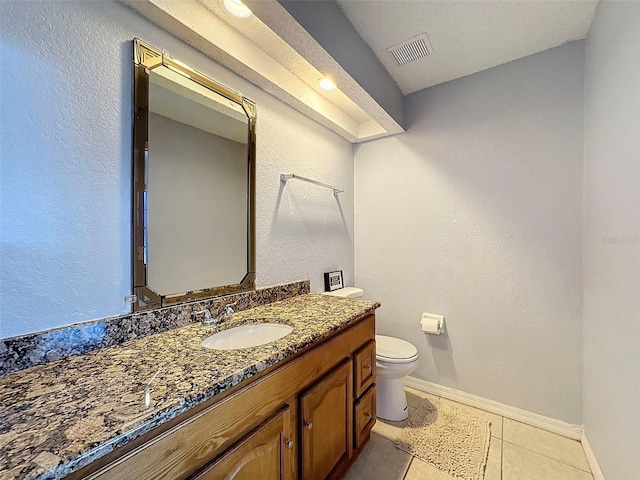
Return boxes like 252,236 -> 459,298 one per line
0,281 -> 309,376
0,294 -> 379,480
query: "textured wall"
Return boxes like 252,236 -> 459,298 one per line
0,1 -> 354,338
1,1 -> 134,337
583,2 -> 640,478
355,42 -> 585,423
255,88 -> 355,293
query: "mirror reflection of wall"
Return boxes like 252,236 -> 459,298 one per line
146,68 -> 248,296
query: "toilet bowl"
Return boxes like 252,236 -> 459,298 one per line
321,286 -> 419,422
375,335 -> 419,421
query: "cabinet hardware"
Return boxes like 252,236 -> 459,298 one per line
365,412 -> 371,419
285,440 -> 294,449
304,421 -> 313,430
363,364 -> 371,371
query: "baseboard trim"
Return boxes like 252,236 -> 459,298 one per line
581,432 -> 606,480
404,376 -> 583,440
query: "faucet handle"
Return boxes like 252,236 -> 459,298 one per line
194,309 -> 217,326
221,301 -> 237,318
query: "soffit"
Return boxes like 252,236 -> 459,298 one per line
199,0 -> 371,124
120,0 -> 403,143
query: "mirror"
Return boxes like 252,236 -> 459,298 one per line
132,39 -> 256,311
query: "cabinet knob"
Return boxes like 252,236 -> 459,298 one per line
285,440 -> 294,449
365,412 -> 372,419
363,364 -> 371,371
304,421 -> 313,430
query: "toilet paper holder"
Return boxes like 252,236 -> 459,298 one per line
421,313 -> 445,335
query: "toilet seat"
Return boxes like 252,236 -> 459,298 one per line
375,335 -> 419,364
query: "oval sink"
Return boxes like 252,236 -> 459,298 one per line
202,323 -> 293,350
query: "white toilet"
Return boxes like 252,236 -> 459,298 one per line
374,335 -> 419,421
322,287 -> 419,422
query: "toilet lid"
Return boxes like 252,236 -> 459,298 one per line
375,335 -> 419,363
321,287 -> 364,298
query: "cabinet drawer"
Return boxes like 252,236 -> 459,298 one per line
354,384 -> 376,449
353,340 -> 375,398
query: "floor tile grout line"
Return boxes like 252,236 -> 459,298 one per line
501,439 -> 593,473
402,455 -> 416,480
500,417 -> 504,480
501,415 -> 504,480
402,457 -> 413,480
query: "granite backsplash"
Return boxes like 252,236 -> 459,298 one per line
0,280 -> 310,375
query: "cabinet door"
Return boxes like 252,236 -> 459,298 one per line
300,360 -> 353,480
192,406 -> 292,480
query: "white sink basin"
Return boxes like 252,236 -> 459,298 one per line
201,323 -> 293,350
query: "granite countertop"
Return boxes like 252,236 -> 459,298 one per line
0,294 -> 379,480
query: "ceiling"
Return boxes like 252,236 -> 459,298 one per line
336,0 -> 598,95
123,0 -> 598,143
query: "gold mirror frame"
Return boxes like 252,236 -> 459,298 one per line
132,38 -> 256,311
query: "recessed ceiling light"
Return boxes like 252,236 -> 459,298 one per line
319,77 -> 337,91
222,0 -> 252,18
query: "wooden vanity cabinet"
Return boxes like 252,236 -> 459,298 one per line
74,315 -> 376,480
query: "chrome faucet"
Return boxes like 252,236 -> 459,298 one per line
220,301 -> 237,320
194,309 -> 217,327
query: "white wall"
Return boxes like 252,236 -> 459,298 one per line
255,86 -> 354,293
583,2 -> 640,478
0,1 -> 354,338
355,42 -> 585,423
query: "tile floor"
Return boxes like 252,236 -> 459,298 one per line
344,387 -> 593,480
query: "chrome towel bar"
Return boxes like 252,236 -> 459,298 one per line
280,173 -> 343,195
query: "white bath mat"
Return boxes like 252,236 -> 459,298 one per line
394,397 -> 491,480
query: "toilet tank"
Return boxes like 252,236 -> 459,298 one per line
321,287 -> 364,298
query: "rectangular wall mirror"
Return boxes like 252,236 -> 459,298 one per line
132,39 -> 256,311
